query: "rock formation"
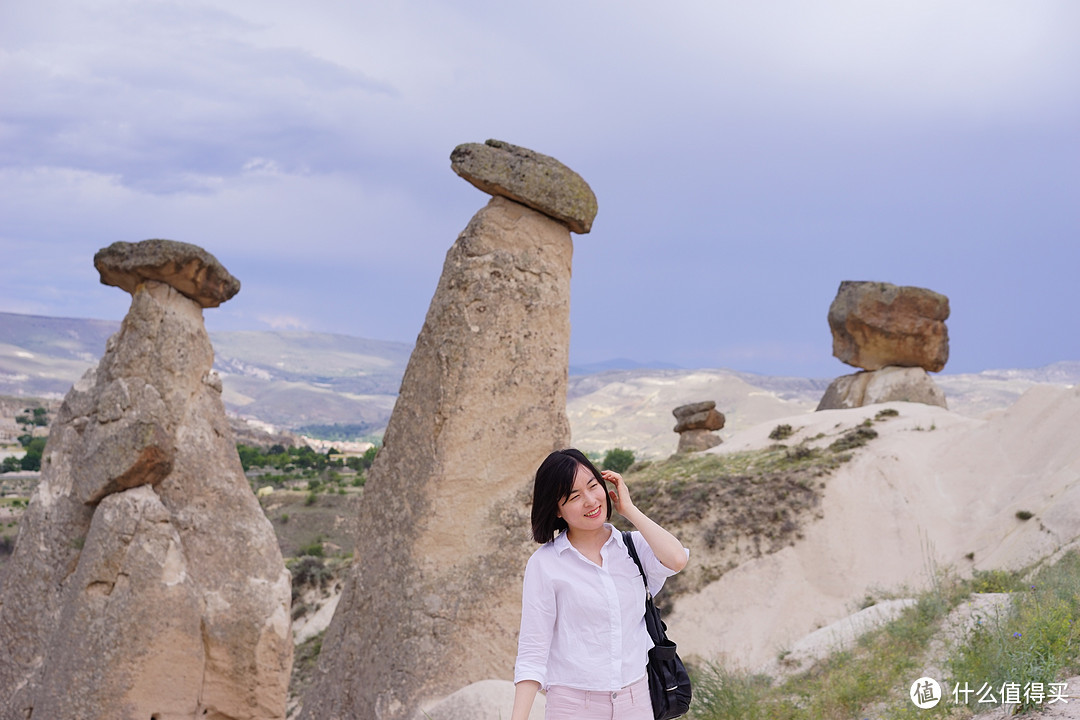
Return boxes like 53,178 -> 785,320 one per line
0,240 -> 291,720
299,142 -> 591,720
673,401 -> 725,453
818,281 -> 950,411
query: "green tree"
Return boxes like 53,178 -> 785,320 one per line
18,437 -> 47,471
361,445 -> 378,469
601,448 -> 635,474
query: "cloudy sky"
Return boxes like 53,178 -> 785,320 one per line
2,1 -> 1077,377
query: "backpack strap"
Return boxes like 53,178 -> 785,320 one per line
623,530 -> 651,599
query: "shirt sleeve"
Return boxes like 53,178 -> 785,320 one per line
631,530 -> 689,598
514,550 -> 556,687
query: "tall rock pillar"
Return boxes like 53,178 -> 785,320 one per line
0,240 -> 292,720
300,140 -> 597,720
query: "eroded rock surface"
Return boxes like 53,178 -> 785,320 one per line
828,281 -> 949,372
816,366 -> 948,411
0,241 -> 290,720
451,139 -> 598,233
300,191 -> 577,720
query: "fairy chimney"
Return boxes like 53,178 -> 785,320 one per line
299,141 -> 595,720
0,240 -> 291,720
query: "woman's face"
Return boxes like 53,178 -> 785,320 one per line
556,463 -> 608,534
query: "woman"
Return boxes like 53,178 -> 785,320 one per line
511,448 -> 689,720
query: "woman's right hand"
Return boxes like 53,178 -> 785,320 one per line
510,680 -> 541,720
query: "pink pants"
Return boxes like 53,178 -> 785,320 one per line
544,675 -> 653,720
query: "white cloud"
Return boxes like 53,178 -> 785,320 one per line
257,314 -> 308,331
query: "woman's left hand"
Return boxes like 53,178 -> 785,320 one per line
601,470 -> 636,516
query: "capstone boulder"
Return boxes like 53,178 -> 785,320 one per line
95,238 -> 241,308
450,139 -> 598,233
673,401 -> 724,453
828,281 -> 949,372
673,401 -> 725,433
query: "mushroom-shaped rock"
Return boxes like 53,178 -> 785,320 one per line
828,281 -> 949,372
94,239 -> 240,308
450,139 -> 598,234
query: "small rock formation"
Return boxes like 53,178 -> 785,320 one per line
299,142 -> 588,720
451,139 -> 598,234
673,401 -> 725,453
818,281 -> 950,411
0,240 -> 291,720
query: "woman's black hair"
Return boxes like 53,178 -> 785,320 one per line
531,448 -> 612,544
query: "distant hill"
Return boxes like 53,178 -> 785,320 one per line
1,311 -> 1077,448
569,357 -> 682,375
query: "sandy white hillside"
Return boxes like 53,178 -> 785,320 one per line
667,384 -> 1080,670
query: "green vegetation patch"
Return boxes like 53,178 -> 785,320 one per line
689,553 -> 1080,720
948,552 -> 1080,713
259,490 -> 358,560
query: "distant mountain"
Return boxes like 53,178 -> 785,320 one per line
0,312 -> 411,434
1,312 -> 1076,448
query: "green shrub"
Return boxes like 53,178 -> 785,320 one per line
828,427 -> 878,453
970,568 -> 1025,594
297,538 -> 325,558
768,424 -> 794,441
602,448 -> 636,474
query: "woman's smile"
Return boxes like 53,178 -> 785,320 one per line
557,463 -> 609,533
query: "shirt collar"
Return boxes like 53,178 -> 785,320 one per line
553,524 -> 621,555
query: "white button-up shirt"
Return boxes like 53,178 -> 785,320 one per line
514,524 -> 687,691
